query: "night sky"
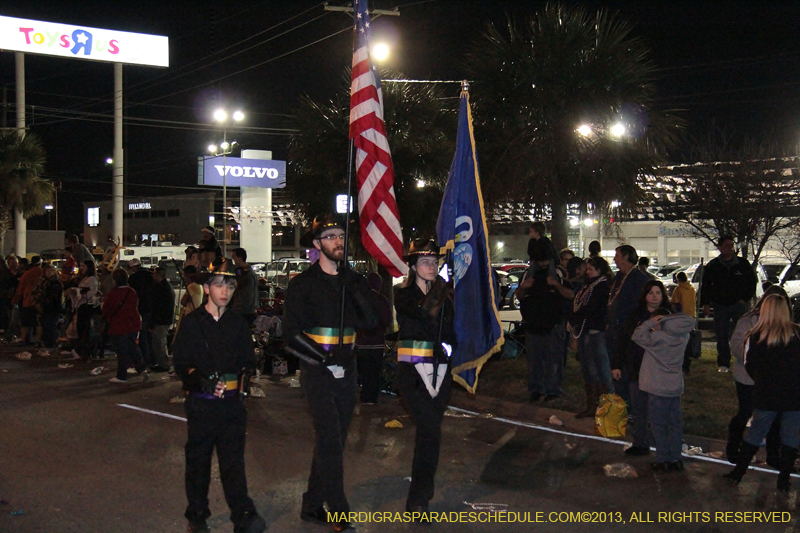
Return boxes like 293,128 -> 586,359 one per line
2,0 -> 800,235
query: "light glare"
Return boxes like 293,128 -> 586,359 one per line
610,123 -> 626,137
213,109 -> 227,122
577,125 -> 592,136
372,43 -> 390,62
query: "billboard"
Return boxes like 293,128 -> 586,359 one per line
198,157 -> 286,189
0,15 -> 169,67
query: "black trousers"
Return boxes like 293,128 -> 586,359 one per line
357,347 -> 384,403
184,396 -> 256,525
300,359 -> 357,514
396,363 -> 452,508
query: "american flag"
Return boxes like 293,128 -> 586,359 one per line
349,0 -> 408,277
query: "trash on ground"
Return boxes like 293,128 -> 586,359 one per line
707,451 -> 724,459
685,446 -> 704,456
15,352 -> 32,361
249,386 -> 265,398
90,367 -> 105,376
444,409 -> 474,418
549,415 -> 563,426
287,376 -> 300,388
10,509 -> 25,516
603,463 -> 638,478
478,413 -> 494,419
385,419 -> 404,429
169,396 -> 186,404
37,349 -> 51,357
565,442 -> 576,450
1,369 -> 8,373
404,476 -> 412,482
463,501 -> 509,512
58,364 -> 74,369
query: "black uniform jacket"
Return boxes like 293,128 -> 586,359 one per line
173,305 -> 256,392
394,281 -> 455,364
283,262 -> 378,366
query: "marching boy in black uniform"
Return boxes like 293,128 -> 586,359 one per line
173,263 -> 266,533
284,213 -> 378,532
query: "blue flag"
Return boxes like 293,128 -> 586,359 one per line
436,90 -> 504,393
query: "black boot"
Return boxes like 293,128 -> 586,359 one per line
726,418 -> 746,465
777,445 -> 798,492
723,442 -> 759,484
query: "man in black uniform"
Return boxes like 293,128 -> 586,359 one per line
284,214 -> 378,533
172,263 -> 266,533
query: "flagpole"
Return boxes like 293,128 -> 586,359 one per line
338,139 -> 356,350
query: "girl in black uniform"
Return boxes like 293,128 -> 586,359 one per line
394,239 -> 455,516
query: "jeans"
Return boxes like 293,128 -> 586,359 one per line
648,394 -> 683,463
110,332 -> 145,380
300,359 -> 357,514
396,362 -> 452,507
713,302 -> 746,367
578,330 -> 614,392
184,396 -> 256,527
630,380 -> 652,449
745,410 -> 800,449
525,324 -> 565,396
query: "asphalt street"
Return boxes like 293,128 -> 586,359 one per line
0,333 -> 798,533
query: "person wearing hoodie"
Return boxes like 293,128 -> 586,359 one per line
725,286 -> 789,466
633,308 -> 696,472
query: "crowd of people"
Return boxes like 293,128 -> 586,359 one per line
514,222 -> 800,492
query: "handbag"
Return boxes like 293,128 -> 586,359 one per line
595,393 -> 628,438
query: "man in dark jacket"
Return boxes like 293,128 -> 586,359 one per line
127,258 -> 154,366
517,241 -> 569,402
284,214 -> 378,532
172,266 -> 266,533
229,247 -> 259,325
701,236 -> 758,371
149,266 -> 174,372
608,245 -> 649,404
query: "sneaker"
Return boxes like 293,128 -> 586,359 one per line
109,377 -> 128,384
127,367 -> 138,374
718,366 -> 730,373
71,349 -> 81,361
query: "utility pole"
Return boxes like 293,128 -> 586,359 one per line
323,3 -> 400,16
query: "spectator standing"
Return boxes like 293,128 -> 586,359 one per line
13,255 -> 43,346
173,265 -> 203,345
229,248 -> 259,325
725,286 -> 789,466
356,272 -> 392,404
127,258 -> 155,367
570,257 -> 613,417
588,240 -> 602,259
102,268 -> 148,384
184,246 -> 200,270
638,257 -> 657,280
612,280 -> 672,457
670,271 -> 696,316
527,221 -> 558,278
198,226 -> 221,266
701,236 -> 758,372
724,294 -> 800,493
71,260 -> 100,360
517,241 -> 569,402
633,308 -> 695,471
607,245 -> 649,404
33,263 -> 62,355
149,267 -> 175,372
66,234 -> 95,266
0,257 -> 15,335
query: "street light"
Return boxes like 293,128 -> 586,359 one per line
209,107 -> 244,255
372,42 -> 390,62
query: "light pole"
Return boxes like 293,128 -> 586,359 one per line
209,108 -> 244,255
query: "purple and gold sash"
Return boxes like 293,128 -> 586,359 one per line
305,327 -> 355,352
397,340 -> 435,364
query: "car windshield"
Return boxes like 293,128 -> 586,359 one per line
762,264 -> 787,280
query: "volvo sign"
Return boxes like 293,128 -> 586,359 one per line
198,157 -> 286,188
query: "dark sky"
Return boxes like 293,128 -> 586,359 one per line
2,0 -> 800,234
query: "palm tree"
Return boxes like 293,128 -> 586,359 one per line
467,3 -> 683,248
287,71 -> 456,259
0,131 -> 53,251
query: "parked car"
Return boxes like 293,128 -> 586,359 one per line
760,258 -> 800,298
496,269 -> 522,310
263,258 -> 311,289
492,260 -> 528,272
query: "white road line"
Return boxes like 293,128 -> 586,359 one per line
117,403 -> 186,422
446,405 -> 794,477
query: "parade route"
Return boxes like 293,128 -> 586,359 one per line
0,346 -> 798,532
